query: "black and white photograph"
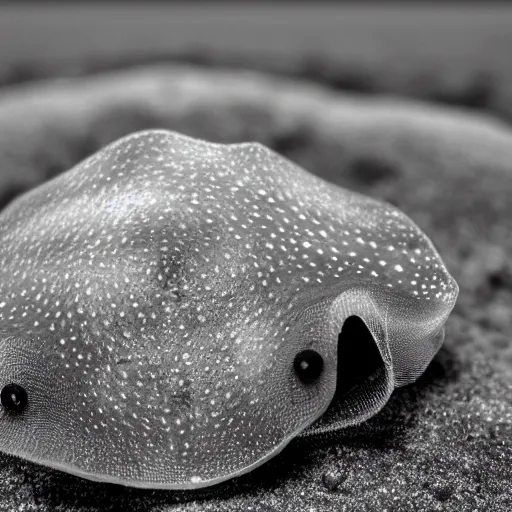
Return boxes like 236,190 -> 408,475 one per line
0,2 -> 510,511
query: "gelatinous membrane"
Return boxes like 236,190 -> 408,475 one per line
301,311 -> 391,437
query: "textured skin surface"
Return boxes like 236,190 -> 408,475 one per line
0,129 -> 457,489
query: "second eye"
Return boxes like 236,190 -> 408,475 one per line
294,350 -> 324,384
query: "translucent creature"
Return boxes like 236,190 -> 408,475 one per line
0,130 -> 458,489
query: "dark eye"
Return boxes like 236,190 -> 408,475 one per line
294,349 -> 324,384
1,383 -> 28,412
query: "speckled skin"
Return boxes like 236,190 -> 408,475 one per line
0,130 -> 458,489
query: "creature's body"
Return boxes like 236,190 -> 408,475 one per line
0,130 -> 458,489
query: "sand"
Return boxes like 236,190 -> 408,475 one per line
0,66 -> 510,511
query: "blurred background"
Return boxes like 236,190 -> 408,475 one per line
0,3 -> 511,511
0,3 -> 510,118
1,2 -> 511,207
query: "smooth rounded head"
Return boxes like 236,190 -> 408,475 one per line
0,130 -> 458,489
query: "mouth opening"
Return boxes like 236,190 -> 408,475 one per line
335,315 -> 385,397
302,315 -> 393,436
